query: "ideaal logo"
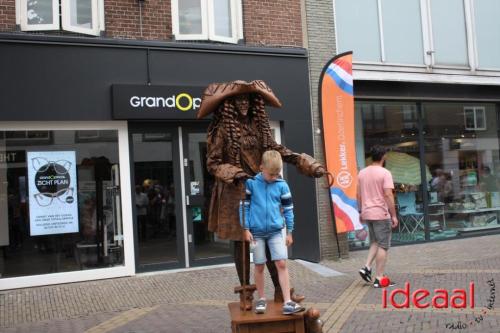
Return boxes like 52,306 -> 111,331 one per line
130,93 -> 201,111
381,279 -> 495,330
444,279 -> 495,330
382,282 -> 475,309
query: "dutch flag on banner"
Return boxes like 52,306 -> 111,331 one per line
325,58 -> 353,96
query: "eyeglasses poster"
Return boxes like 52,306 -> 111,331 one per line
27,151 -> 79,236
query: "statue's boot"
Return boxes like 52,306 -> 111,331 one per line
274,287 -> 305,304
234,284 -> 256,311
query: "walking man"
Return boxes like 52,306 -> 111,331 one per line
357,146 -> 398,288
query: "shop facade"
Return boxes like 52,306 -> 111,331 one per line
304,0 -> 500,253
349,81 -> 500,248
0,35 -> 319,289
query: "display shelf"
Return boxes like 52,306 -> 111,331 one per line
445,207 -> 500,214
455,224 -> 500,232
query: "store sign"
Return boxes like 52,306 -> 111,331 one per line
112,85 -> 205,119
27,151 -> 79,236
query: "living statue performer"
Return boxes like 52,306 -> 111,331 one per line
197,80 -> 325,310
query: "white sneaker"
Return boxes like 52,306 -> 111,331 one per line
283,301 -> 305,315
255,299 -> 267,314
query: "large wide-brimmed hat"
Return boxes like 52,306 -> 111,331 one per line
196,80 -> 282,119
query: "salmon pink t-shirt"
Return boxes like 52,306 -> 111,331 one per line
358,165 -> 394,220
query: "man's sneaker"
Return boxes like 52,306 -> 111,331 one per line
359,266 -> 372,282
282,301 -> 305,315
255,299 -> 267,314
373,277 -> 396,288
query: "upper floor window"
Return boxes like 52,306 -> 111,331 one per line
172,0 -> 243,44
429,0 -> 468,67
336,0 -> 424,65
473,0 -> 500,69
17,0 -> 104,36
335,0 -> 500,70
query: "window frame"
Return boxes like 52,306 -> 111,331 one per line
172,0 -> 243,44
207,0 -> 238,44
19,0 -> 60,31
17,0 -> 104,36
422,0 -> 472,70
61,0 -> 100,36
469,0 -> 500,71
172,0 -> 209,41
0,121 -> 135,291
464,106 -> 487,130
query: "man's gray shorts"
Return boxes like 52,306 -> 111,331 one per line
364,219 -> 392,250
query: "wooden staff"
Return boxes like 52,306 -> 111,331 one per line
240,189 -> 249,312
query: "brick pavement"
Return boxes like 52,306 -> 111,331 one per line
0,234 -> 499,333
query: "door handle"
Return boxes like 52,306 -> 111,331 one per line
186,195 -> 190,206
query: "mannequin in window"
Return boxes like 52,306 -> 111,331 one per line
198,80 -> 325,310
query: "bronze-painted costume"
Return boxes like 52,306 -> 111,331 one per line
206,123 -> 320,240
198,80 -> 324,303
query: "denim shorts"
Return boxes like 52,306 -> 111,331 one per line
253,231 -> 288,264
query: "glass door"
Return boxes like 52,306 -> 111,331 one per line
129,123 -> 185,271
182,125 -> 232,267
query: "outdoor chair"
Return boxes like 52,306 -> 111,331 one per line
397,191 -> 424,234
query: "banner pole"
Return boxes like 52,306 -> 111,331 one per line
323,172 -> 342,259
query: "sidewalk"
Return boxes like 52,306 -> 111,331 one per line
1,234 -> 499,333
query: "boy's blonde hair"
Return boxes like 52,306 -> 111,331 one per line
261,150 -> 282,173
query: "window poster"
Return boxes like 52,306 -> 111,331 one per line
27,151 -> 79,236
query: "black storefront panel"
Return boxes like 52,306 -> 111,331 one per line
0,43 -> 147,121
0,38 -> 310,123
0,37 -> 320,262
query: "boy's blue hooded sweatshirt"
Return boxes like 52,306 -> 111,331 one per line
240,172 -> 294,236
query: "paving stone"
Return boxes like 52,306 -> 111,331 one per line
0,234 -> 499,333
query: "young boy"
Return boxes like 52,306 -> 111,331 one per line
242,150 -> 305,315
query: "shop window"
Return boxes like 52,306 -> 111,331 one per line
464,107 -> 486,131
172,0 -> 243,44
402,105 -> 418,130
17,0 -> 104,36
351,101 -> 425,249
424,103 -> 500,238
348,101 -> 430,248
352,101 -> 500,249
0,130 -> 124,279
360,104 -> 386,131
